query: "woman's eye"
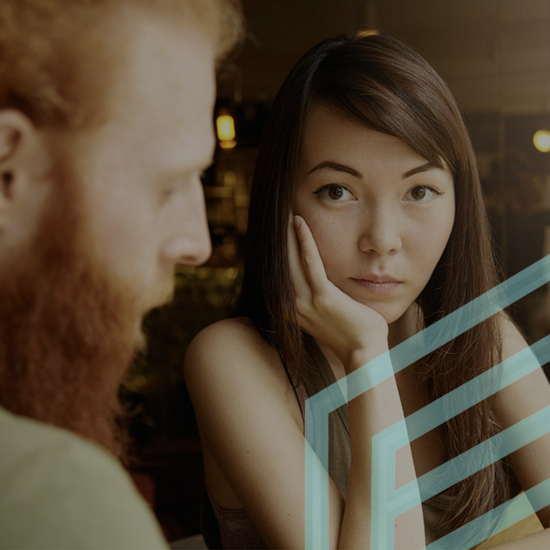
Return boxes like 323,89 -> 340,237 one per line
406,185 -> 440,202
315,184 -> 353,201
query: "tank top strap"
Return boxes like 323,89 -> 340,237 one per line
277,332 -> 340,422
300,333 -> 350,435
278,351 -> 309,421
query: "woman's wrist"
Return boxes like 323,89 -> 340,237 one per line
344,342 -> 390,374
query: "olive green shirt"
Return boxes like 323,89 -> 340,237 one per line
0,406 -> 168,549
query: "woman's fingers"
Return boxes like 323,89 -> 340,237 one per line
293,215 -> 328,296
288,214 -> 311,301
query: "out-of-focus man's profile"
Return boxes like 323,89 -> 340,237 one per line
0,1 -> 242,548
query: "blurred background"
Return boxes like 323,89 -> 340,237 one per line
125,0 -> 550,541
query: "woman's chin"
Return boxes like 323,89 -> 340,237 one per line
357,300 -> 403,326
378,309 -> 405,326
337,282 -> 416,327
359,298 -> 417,328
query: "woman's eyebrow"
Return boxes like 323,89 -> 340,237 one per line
402,162 -> 437,179
307,161 -> 363,178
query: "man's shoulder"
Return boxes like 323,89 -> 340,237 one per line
0,406 -> 168,549
0,405 -> 119,485
0,404 -> 93,463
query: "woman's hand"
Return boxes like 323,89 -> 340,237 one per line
288,214 -> 389,369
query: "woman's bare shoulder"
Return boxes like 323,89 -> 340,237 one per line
499,313 -> 528,355
186,316 -> 253,352
185,317 -> 274,365
494,312 -> 548,421
184,317 -> 285,391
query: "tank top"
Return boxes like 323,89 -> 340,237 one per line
202,334 -> 544,549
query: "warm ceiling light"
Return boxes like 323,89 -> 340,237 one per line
533,129 -> 550,153
355,29 -> 380,38
216,111 -> 236,142
219,140 -> 236,150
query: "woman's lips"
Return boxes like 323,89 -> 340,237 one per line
350,278 -> 402,295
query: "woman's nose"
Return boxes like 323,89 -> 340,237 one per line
358,207 -> 402,256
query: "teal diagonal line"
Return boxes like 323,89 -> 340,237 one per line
305,255 -> 550,550
374,337 -> 550,548
395,337 -> 550,501
305,421 -> 329,550
372,420 -> 414,549
391,405 -> 550,517
304,397 -> 330,550
425,478 -> 550,550
378,336 -> 550,548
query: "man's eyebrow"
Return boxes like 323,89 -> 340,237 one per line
307,161 -> 363,179
402,162 -> 437,179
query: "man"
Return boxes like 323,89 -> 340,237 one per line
0,1 -> 242,548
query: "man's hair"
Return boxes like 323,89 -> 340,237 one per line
0,0 -> 243,127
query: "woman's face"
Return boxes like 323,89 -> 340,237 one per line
293,105 -> 455,325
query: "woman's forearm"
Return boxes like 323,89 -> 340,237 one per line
337,349 -> 426,550
488,527 -> 550,549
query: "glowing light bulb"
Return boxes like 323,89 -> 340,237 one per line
216,112 -> 236,142
533,129 -> 550,153
219,140 -> 236,149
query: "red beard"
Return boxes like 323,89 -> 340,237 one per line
0,166 -> 145,460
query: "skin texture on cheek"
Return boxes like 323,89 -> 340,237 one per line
292,192 -> 455,324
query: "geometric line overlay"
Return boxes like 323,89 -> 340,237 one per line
305,254 -> 550,550
373,337 -> 550,549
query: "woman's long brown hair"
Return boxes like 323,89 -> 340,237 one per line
236,30 -> 509,542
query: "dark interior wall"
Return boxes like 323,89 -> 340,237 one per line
233,0 -> 550,114
224,0 -> 367,100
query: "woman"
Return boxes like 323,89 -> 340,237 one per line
185,30 -> 550,549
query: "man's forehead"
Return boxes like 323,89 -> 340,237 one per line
99,4 -> 217,127
58,5 -> 217,185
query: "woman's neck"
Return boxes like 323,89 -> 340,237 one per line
388,303 -> 423,349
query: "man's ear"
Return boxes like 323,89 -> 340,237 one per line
0,109 -> 53,233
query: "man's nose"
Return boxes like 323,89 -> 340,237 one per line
357,205 -> 402,256
164,230 -> 212,266
164,185 -> 212,267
